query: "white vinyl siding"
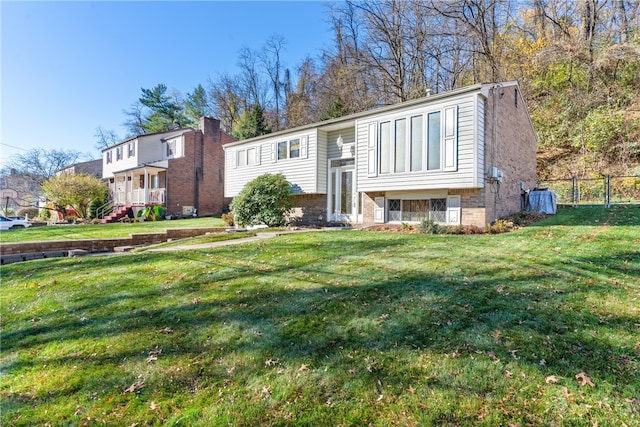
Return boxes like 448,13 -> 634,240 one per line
224,131 -> 318,197
356,93 -> 481,192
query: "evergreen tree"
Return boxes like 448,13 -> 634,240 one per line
138,83 -> 188,133
184,84 -> 212,127
232,104 -> 272,140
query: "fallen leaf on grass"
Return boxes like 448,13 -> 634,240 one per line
124,381 -> 145,393
575,372 -> 595,387
562,387 -> 573,400
545,375 -> 559,384
504,370 -> 513,378
298,364 -> 309,372
157,327 -> 173,334
150,401 -> 158,410
146,348 -> 162,363
408,386 -> 415,394
265,358 -> 278,367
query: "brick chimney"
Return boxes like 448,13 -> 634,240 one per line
199,116 -> 221,141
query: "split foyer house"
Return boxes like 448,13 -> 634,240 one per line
102,117 -> 235,221
224,82 -> 537,227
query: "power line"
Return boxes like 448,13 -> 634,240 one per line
0,142 -> 30,152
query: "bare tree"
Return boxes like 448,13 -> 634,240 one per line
94,127 -> 120,151
260,35 -> 287,130
7,148 -> 83,186
122,101 -> 146,137
237,46 -> 268,109
208,74 -> 244,134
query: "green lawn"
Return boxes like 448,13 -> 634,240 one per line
0,217 -> 226,243
1,207 -> 638,426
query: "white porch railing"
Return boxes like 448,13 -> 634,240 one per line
113,188 -> 165,205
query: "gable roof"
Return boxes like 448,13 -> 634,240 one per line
224,81 -> 536,148
101,127 -> 195,152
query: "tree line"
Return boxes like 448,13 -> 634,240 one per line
97,1 -> 639,179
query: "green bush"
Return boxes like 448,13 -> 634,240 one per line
418,218 -> 445,234
230,173 -> 294,227
17,207 -> 39,219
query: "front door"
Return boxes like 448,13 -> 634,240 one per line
328,159 -> 356,222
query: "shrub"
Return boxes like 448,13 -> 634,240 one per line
17,207 -> 39,219
418,218 -> 445,234
230,173 -> 294,227
222,213 -> 235,226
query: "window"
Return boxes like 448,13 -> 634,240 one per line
387,198 -> 447,223
402,200 -> 429,222
388,199 -> 401,222
247,147 -> 256,165
379,121 -> 391,174
277,139 -> 301,160
127,141 -> 135,158
290,138 -> 300,158
237,150 -> 247,167
394,118 -> 406,173
410,115 -> 423,172
106,151 -> 112,164
116,146 -> 123,161
277,141 -> 288,160
167,140 -> 175,157
430,198 -> 447,223
370,107 -> 456,175
427,112 -> 441,170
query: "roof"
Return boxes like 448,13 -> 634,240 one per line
223,82 -> 498,149
101,127 -> 195,152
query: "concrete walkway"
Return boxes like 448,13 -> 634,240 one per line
144,229 -> 337,253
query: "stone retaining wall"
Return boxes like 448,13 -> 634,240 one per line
0,227 -> 227,261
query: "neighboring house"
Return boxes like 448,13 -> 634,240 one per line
224,81 -> 537,227
58,159 -> 103,178
102,117 -> 235,220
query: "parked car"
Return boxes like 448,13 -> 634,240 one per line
0,215 -> 32,230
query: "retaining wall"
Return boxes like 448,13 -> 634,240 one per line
0,227 -> 227,264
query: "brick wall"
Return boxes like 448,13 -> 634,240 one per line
362,192 -> 385,227
165,117 -> 236,217
449,188 -> 487,226
483,85 -> 537,222
288,194 -> 327,225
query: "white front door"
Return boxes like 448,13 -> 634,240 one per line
328,160 -> 356,222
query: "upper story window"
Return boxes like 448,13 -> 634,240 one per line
127,141 -> 135,158
427,111 -> 441,170
277,138 -> 301,160
116,146 -> 123,161
166,140 -> 175,157
235,147 -> 259,167
106,151 -> 113,164
375,106 -> 457,175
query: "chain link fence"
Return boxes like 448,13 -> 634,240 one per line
537,175 -> 640,207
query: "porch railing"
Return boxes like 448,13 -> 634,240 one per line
113,188 -> 166,205
96,200 -> 114,219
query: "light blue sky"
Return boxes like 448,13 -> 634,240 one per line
1,1 -> 335,167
